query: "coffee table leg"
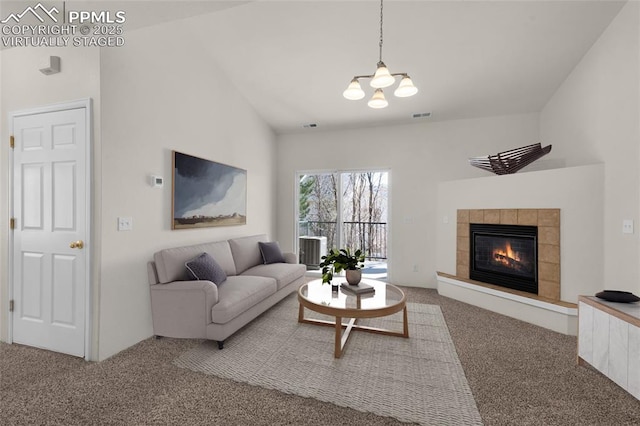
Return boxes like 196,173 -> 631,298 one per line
335,316 -> 342,358
403,305 -> 409,337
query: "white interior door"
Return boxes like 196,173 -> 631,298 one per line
11,106 -> 88,357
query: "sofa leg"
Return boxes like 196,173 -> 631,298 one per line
217,340 -> 224,350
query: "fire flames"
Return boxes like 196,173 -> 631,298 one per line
493,242 -> 521,267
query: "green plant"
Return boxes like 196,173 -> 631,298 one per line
319,248 -> 365,284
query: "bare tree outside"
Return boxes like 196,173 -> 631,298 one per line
299,171 -> 388,266
299,174 -> 338,249
341,172 -> 387,259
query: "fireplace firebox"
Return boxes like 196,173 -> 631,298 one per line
469,223 -> 538,294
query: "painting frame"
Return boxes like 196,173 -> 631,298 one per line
172,151 -> 247,229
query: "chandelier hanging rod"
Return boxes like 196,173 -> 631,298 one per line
378,0 -> 384,63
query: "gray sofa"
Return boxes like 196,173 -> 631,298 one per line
147,234 -> 305,348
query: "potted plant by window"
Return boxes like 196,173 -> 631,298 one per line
319,248 -> 366,285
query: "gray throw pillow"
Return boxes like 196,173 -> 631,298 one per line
185,252 -> 227,285
259,241 -> 285,264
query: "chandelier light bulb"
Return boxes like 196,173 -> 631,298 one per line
370,62 -> 396,88
343,79 -> 366,100
394,76 -> 418,97
368,88 -> 389,109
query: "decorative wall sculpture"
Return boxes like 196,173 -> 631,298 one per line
469,143 -> 552,175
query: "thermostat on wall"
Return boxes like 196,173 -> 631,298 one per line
150,175 -> 164,187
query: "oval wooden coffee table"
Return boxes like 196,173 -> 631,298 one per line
298,278 -> 408,358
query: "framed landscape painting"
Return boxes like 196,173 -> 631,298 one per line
172,151 -> 247,229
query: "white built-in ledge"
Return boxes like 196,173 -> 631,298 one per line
578,296 -> 640,401
436,272 -> 578,335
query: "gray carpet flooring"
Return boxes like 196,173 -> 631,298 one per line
174,299 -> 481,425
2,286 -> 640,425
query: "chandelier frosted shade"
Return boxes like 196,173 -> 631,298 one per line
367,88 -> 388,109
370,62 -> 395,88
343,79 -> 366,100
393,76 -> 418,97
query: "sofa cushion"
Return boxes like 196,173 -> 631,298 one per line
258,241 -> 285,264
228,234 -> 268,274
242,263 -> 306,291
211,275 -> 277,324
154,240 -> 236,284
185,252 -> 227,285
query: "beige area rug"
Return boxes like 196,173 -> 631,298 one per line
173,294 -> 482,426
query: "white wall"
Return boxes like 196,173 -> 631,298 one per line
276,113 -> 540,287
436,164 -> 605,303
540,1 -> 640,293
98,20 -> 276,360
0,46 -> 101,349
3,1 -> 636,360
0,21 -> 275,360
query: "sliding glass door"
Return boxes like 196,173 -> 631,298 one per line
297,170 -> 389,279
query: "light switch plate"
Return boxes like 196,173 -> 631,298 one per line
623,219 -> 634,234
118,217 -> 133,231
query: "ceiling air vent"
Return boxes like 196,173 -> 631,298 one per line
412,112 -> 431,119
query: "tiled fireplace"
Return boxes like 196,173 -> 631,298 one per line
456,209 -> 560,301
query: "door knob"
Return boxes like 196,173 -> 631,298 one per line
69,240 -> 84,249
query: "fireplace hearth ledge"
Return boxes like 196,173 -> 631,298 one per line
436,272 -> 577,335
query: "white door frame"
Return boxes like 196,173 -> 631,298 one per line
8,98 -> 93,361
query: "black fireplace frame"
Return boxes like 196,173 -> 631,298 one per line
469,223 -> 538,294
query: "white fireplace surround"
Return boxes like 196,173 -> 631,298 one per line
436,164 -> 605,335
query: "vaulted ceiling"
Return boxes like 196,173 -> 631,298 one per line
2,1 -> 627,133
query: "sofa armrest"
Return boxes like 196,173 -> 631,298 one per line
283,252 -> 298,264
147,261 -> 160,285
149,280 -> 219,339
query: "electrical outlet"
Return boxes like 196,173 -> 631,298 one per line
118,217 -> 133,231
623,219 -> 634,234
